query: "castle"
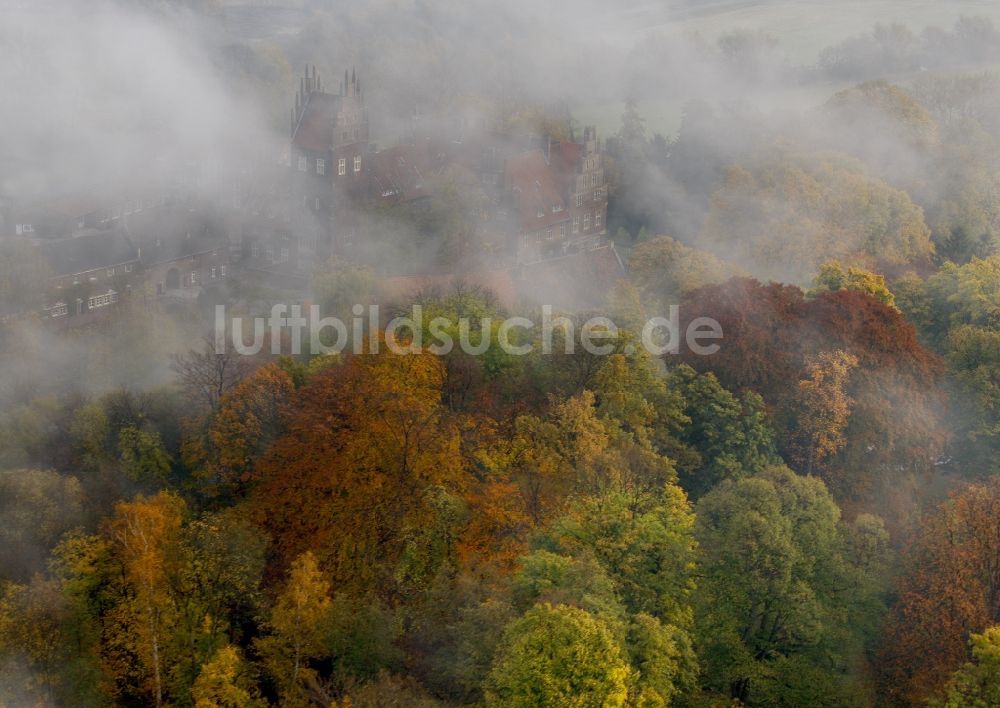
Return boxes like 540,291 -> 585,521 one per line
3,65 -> 619,325
246,65 -> 611,275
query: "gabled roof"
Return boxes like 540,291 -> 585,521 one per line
518,243 -> 627,308
369,143 -> 436,202
124,208 -> 224,265
504,151 -> 568,231
38,231 -> 138,277
292,92 -> 342,153
549,141 -> 582,174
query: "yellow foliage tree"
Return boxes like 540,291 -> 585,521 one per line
107,491 -> 185,707
256,552 -> 333,706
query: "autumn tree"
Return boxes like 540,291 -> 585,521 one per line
810,261 -> 898,310
877,478 -> 1000,704
699,148 -> 934,283
106,491 -> 186,707
191,644 -> 262,708
256,551 -> 333,706
932,626 -> 1000,707
628,235 -> 740,312
186,362 -> 295,499
0,576 -> 69,705
788,350 -> 859,475
170,336 -> 256,414
0,468 -> 84,582
679,278 -> 947,505
248,348 -> 465,592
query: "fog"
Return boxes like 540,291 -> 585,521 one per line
4,0 -> 1000,399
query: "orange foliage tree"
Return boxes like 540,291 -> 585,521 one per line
247,347 -> 466,593
877,478 -> 1000,704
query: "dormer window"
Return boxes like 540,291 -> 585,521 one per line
552,204 -> 563,213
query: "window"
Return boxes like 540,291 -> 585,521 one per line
338,158 -> 346,176
354,155 -> 362,173
266,247 -> 274,261
552,204 -> 563,213
595,212 -> 603,228
298,156 -> 307,172
316,158 -> 325,175
572,217 -> 580,234
560,224 -> 567,237
314,197 -> 320,211
190,271 -> 198,285
584,213 -> 591,231
124,263 -> 133,273
280,248 -> 289,263
594,188 -> 602,201
537,208 -> 545,219
220,264 -> 227,277
591,173 -> 599,187
87,291 -> 117,309
251,243 -> 259,259
107,268 -> 115,277
210,266 -> 217,279
49,302 -> 67,318
575,194 -> 583,207
546,228 -> 553,240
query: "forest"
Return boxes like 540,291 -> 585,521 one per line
6,1 -> 1000,706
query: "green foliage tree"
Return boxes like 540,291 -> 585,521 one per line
933,627 -> 1000,708
694,466 -> 888,704
628,235 -> 739,312
699,149 -> 934,283
810,261 -> 898,310
484,603 -> 631,707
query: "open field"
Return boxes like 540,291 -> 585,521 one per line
614,0 -> 1000,62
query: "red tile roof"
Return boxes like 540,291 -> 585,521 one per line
292,93 -> 341,153
504,151 -> 568,231
550,141 -> 582,175
518,243 -> 627,308
369,143 -> 436,202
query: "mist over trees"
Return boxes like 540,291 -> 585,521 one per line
6,0 -> 1000,705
